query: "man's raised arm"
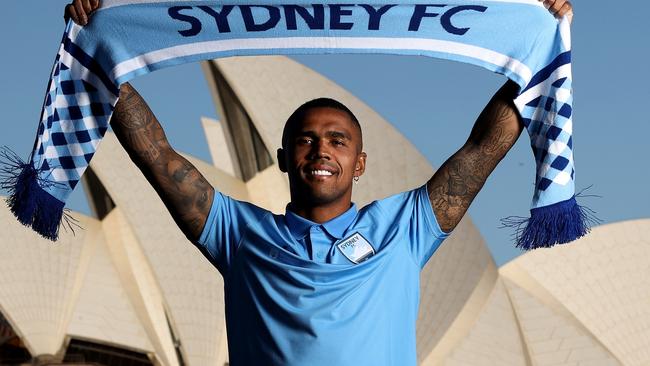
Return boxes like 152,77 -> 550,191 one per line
426,0 -> 573,233
65,1 -> 215,242
426,81 -> 522,233
111,84 -> 215,241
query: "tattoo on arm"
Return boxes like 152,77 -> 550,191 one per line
427,81 -> 523,232
111,83 -> 168,163
111,83 -> 215,241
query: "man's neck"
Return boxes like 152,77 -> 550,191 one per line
289,199 -> 352,224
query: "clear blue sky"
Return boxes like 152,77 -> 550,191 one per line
1,1 -> 648,266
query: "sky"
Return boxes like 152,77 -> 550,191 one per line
1,1 -> 648,266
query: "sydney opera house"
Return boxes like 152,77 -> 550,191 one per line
1,57 -> 649,366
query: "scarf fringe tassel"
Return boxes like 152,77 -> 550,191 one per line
1,148 -> 76,241
501,196 -> 600,250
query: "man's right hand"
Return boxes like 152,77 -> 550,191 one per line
64,0 -> 100,26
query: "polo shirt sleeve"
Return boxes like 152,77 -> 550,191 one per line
376,184 -> 450,268
194,191 -> 267,274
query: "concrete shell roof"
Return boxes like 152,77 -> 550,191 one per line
499,219 -> 650,366
413,219 -> 650,366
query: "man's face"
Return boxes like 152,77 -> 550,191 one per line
279,107 -> 366,206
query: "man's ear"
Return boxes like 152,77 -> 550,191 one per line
277,148 -> 287,173
354,152 -> 367,177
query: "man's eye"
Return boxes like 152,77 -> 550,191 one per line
297,138 -> 312,144
333,139 -> 345,146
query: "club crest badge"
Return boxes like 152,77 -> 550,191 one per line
336,232 -> 375,264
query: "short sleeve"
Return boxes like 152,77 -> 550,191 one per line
194,191 -> 268,274
376,184 -> 450,268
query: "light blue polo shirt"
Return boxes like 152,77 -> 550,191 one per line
196,184 -> 449,365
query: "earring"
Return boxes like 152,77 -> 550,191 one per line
354,176 -> 360,184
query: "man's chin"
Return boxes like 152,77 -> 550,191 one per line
300,187 -> 345,206
304,191 -> 335,204
290,178 -> 351,205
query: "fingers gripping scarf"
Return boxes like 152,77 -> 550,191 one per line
2,0 -> 593,248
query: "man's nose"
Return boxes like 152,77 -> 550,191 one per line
308,140 -> 331,160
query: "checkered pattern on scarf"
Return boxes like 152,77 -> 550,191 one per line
515,51 -> 575,207
32,35 -> 114,199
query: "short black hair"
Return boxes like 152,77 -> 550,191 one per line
281,98 -> 362,149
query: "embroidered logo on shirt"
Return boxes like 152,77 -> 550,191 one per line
337,232 -> 375,264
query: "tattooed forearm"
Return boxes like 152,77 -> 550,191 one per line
111,83 -> 168,164
427,81 -> 523,232
151,155 -> 214,238
110,83 -> 214,241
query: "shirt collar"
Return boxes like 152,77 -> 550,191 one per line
285,203 -> 358,240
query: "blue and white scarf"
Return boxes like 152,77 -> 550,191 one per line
2,0 -> 592,248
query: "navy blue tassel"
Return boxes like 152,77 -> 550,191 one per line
1,148 -> 78,241
501,196 -> 600,250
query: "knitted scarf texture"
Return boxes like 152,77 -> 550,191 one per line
2,0 -> 592,248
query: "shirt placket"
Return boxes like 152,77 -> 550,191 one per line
308,225 -> 333,263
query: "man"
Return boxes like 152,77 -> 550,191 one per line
66,1 -> 573,364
